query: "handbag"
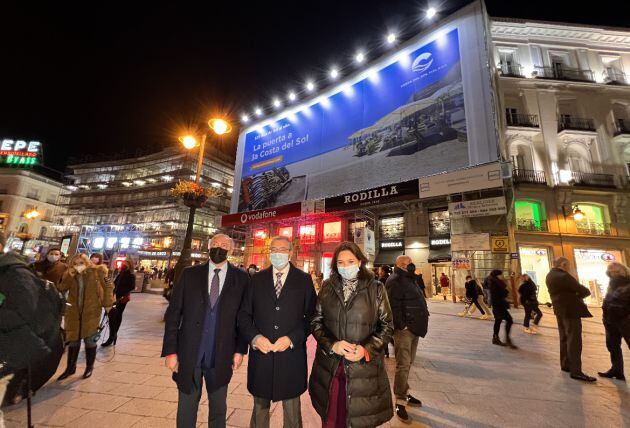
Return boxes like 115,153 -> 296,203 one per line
118,294 -> 131,305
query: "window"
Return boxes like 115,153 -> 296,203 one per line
299,224 -> 316,245
277,226 -> 293,239
515,200 -> 547,232
322,221 -> 342,243
379,216 -> 404,239
574,204 -> 610,235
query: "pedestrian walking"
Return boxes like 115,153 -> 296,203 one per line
439,272 -> 450,301
386,255 -> 428,424
102,259 -> 135,347
309,241 -> 394,428
458,275 -> 490,319
162,234 -> 249,427
488,270 -> 517,349
33,247 -> 68,286
546,257 -> 596,382
519,274 -> 543,334
378,265 -> 391,284
57,254 -> 113,380
598,262 -> 630,381
238,236 -> 316,427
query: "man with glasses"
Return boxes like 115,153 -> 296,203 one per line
239,236 -> 316,428
162,234 -> 250,427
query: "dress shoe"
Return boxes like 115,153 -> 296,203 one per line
395,405 -> 411,424
492,335 -> 505,346
598,371 -> 626,381
505,338 -> 518,350
570,373 -> 597,382
407,395 -> 422,407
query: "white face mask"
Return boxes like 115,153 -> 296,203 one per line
75,265 -> 87,273
47,254 -> 61,263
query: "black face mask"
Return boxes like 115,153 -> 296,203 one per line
209,247 -> 228,264
406,264 -> 416,274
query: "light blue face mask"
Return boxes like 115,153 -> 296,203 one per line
338,265 -> 359,280
270,253 -> 289,270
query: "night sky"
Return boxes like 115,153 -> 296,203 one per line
2,0 -> 629,173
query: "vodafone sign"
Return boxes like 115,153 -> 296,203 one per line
222,202 -> 302,227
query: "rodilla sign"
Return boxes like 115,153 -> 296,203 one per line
0,139 -> 42,166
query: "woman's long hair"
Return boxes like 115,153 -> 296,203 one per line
330,241 -> 373,282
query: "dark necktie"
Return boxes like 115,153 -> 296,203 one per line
275,272 -> 283,298
210,268 -> 221,308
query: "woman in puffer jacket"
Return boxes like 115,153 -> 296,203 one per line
309,241 -> 394,428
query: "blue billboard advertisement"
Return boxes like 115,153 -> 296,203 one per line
238,28 -> 468,211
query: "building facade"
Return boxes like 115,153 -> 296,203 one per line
492,18 -> 630,305
0,167 -> 65,255
53,146 -> 238,269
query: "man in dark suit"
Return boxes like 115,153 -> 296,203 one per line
162,234 -> 250,427
546,256 -> 596,382
238,236 -> 316,428
386,255 -> 428,424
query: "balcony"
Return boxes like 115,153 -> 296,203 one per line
513,169 -> 547,185
557,116 -> 596,133
516,218 -> 548,232
603,69 -> 628,85
559,171 -> 616,188
534,65 -> 594,82
506,113 -> 539,128
575,222 -> 612,236
613,119 -> 630,136
498,63 -> 524,77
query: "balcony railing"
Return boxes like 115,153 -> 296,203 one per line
613,119 -> 630,136
516,218 -> 548,232
506,113 -> 539,128
558,117 -> 596,132
560,171 -> 616,188
513,169 -> 547,185
603,69 -> 628,85
534,65 -> 594,82
498,63 -> 524,77
575,222 -> 612,236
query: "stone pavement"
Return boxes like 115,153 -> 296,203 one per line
3,294 -> 630,427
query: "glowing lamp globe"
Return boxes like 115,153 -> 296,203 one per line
209,118 -> 232,136
180,135 -> 197,150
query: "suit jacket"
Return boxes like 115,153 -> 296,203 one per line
546,268 -> 592,319
161,262 -> 249,394
238,263 -> 316,401
386,267 -> 429,337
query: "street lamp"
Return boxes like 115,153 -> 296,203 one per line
174,118 -> 232,281
18,209 -> 40,255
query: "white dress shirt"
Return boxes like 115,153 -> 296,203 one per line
208,261 -> 228,296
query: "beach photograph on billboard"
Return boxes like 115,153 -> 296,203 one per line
237,28 -> 468,211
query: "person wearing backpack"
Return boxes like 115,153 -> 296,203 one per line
386,255 -> 429,424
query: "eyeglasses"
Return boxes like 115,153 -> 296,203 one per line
270,247 -> 290,253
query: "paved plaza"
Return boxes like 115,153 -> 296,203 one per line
3,293 -> 630,427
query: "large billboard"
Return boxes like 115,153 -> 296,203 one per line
232,2 -> 497,213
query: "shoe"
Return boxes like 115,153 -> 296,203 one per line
570,373 -> 597,383
598,370 -> 626,381
492,335 -> 505,346
58,346 -> 80,381
407,395 -> 422,407
457,312 -> 466,317
480,314 -> 489,320
101,336 -> 117,347
561,367 -> 570,373
396,405 -> 412,424
531,325 -> 539,334
523,328 -> 533,334
505,338 -> 518,350
83,347 -> 97,379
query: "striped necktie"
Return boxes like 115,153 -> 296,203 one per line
209,268 -> 221,308
275,272 -> 283,298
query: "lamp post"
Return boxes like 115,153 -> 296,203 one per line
173,118 -> 232,282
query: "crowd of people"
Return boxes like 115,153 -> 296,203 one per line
1,229 -> 629,427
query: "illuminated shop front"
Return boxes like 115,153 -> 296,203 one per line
518,246 -> 552,305
574,248 -> 624,306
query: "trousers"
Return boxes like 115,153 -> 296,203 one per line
393,328 -> 419,402
556,316 -> 583,376
522,303 -> 542,328
493,306 -> 513,337
464,296 -> 490,316
176,368 -> 228,427
250,396 -> 302,428
604,319 -> 630,375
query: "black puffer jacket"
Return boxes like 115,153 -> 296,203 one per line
386,267 -> 429,337
603,276 -> 630,324
309,273 -> 394,427
518,279 -> 538,305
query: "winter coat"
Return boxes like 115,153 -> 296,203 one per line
465,280 -> 480,300
238,264 -> 316,401
546,268 -> 592,319
309,273 -> 394,428
386,267 -> 429,337
488,276 -> 509,310
58,265 -> 113,342
33,260 -> 68,286
518,279 -> 538,305
603,276 -> 630,324
113,268 -> 135,299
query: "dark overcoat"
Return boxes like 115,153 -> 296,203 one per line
238,264 -> 316,401
546,268 -> 592,319
161,262 -> 249,394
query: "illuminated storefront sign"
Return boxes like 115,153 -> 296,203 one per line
326,180 -> 419,212
299,224 -> 316,245
322,221 -> 342,243
278,226 -> 293,239
379,239 -> 404,250
0,139 -> 42,166
253,229 -> 268,245
221,202 -> 302,227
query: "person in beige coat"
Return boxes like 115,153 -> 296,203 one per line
56,253 -> 113,380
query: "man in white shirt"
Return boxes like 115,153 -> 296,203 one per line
239,236 -> 316,428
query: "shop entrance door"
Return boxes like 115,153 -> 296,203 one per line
321,252 -> 333,281
574,248 -> 623,306
432,264 -> 452,299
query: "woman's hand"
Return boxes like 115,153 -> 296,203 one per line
345,344 -> 366,362
331,340 -> 356,356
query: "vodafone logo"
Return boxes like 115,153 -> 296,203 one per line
412,52 -> 433,73
239,209 -> 278,224
241,213 -> 248,224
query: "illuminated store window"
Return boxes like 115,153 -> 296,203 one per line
515,200 -> 547,232
278,226 -> 293,239
299,224 -> 316,245
574,204 -> 610,235
253,229 -> 268,246
322,221 -> 342,243
379,216 -> 404,239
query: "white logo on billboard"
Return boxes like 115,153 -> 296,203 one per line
411,52 -> 433,73
240,213 -> 248,224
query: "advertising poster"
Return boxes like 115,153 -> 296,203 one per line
448,196 -> 507,219
237,29 -> 468,211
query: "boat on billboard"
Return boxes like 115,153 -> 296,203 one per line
237,29 -> 468,211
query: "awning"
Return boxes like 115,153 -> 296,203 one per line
428,247 -> 452,263
374,250 -> 404,266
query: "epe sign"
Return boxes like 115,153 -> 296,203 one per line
0,139 -> 41,166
